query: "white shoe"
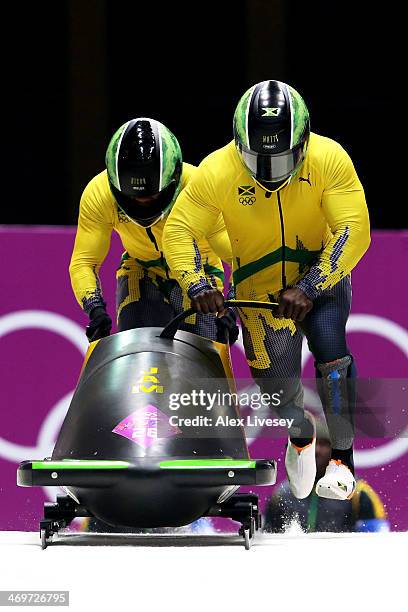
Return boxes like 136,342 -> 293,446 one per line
315,459 -> 356,500
285,413 -> 316,499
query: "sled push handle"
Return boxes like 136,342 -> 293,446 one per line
160,299 -> 278,340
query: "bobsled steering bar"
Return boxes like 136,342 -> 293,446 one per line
160,299 -> 279,340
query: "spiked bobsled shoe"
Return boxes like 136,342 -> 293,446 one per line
285,412 -> 316,499
315,459 -> 356,500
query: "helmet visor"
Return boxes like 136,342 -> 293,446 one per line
238,141 -> 305,183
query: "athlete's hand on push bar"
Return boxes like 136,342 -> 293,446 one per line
86,306 -> 112,341
190,288 -> 225,314
278,288 -> 313,322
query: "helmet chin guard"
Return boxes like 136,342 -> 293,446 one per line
253,175 -> 292,194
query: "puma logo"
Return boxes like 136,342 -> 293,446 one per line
299,172 -> 311,186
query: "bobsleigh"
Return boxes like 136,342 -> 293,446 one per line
17,301 -> 277,549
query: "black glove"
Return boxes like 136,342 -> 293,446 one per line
86,307 -> 112,341
215,309 -> 239,345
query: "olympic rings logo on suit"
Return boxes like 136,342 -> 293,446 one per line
239,196 -> 256,206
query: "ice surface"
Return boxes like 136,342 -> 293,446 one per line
0,530 -> 405,611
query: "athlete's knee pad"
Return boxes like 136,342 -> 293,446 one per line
316,355 -> 354,379
315,355 -> 355,449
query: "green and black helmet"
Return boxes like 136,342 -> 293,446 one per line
105,118 -> 183,227
233,80 -> 310,192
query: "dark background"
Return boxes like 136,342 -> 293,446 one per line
3,1 -> 401,228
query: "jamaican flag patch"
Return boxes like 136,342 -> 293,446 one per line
238,185 -> 255,196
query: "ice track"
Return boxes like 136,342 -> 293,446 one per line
0,529 -> 405,611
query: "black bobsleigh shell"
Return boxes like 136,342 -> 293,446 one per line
52,327 -> 249,527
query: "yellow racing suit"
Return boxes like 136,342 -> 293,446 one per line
163,133 -> 370,371
69,163 -> 230,335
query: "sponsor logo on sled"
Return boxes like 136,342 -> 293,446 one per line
132,367 -> 163,393
112,405 -> 180,449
